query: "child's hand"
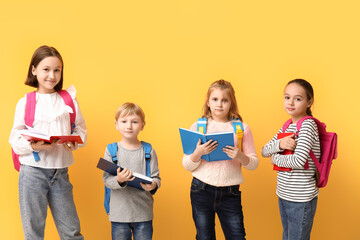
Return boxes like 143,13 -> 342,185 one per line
223,146 -> 250,165
63,141 -> 78,152
31,139 -> 59,151
116,167 -> 135,184
191,139 -> 218,162
140,180 -> 157,192
270,155 -> 275,164
279,133 -> 296,151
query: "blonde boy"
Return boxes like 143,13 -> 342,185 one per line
103,102 -> 161,240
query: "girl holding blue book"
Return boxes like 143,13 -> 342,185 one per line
182,79 -> 259,240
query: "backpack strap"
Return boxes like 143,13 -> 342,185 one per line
282,118 -> 293,132
231,118 -> 244,151
141,141 -> 152,177
104,142 -> 118,215
25,92 -> 40,162
197,118 -> 207,134
25,92 -> 36,127
57,90 -> 76,133
107,142 -> 118,164
296,116 -> 320,170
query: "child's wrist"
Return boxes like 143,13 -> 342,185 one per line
190,151 -> 201,162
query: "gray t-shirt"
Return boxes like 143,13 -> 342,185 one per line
103,142 -> 161,222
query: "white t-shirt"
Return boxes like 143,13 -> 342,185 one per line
9,85 -> 87,168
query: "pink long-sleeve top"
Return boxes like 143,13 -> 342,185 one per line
182,119 -> 258,186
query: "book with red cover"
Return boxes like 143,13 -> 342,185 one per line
273,132 -> 294,171
20,127 -> 83,144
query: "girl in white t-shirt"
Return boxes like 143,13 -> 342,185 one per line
9,45 -> 87,240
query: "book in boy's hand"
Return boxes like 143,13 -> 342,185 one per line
20,126 -> 83,144
273,132 -> 294,171
179,128 -> 235,162
96,157 -> 152,191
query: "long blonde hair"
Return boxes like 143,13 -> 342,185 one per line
202,79 -> 242,121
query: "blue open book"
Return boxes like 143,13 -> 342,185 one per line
97,158 -> 152,190
179,128 -> 235,161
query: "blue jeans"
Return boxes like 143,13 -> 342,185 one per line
190,177 -> 246,240
19,165 -> 83,240
111,221 -> 153,240
278,197 -> 318,240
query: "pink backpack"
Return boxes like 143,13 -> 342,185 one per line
282,116 -> 338,188
11,90 -> 76,171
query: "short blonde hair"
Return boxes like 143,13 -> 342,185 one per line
115,102 -> 145,122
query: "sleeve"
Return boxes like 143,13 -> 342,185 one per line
149,149 -> 161,195
102,147 -> 127,190
67,85 -> 87,148
182,122 -> 202,172
150,149 -> 161,188
241,123 -> 259,170
272,119 -> 319,169
261,128 -> 283,158
9,97 -> 35,155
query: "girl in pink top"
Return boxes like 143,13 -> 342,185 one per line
182,79 -> 258,240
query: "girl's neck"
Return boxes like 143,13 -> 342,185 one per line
210,115 -> 230,123
120,138 -> 142,150
37,88 -> 56,94
291,114 -> 308,124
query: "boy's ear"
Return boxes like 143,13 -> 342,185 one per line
141,121 -> 146,131
115,120 -> 119,130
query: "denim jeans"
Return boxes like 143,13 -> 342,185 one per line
190,177 -> 246,240
111,221 -> 153,240
19,165 -> 83,240
278,197 -> 318,240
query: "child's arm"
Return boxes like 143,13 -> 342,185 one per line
261,128 -> 284,158
144,149 -> 161,194
272,120 -> 319,169
9,97 -> 38,155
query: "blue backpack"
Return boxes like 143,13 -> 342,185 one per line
197,117 -> 244,150
104,141 -> 152,214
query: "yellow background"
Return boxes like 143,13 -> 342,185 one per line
1,1 -> 359,239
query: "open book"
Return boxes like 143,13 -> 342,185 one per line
97,157 -> 152,191
179,128 -> 235,162
20,126 -> 83,144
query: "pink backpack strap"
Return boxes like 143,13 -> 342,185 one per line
25,91 -> 37,126
57,90 -> 76,131
296,116 -> 321,170
282,119 -> 293,132
24,91 -> 40,162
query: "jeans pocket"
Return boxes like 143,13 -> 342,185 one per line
190,182 -> 202,193
229,188 -> 241,197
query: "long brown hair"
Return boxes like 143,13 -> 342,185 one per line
202,79 -> 242,121
287,79 -> 314,116
25,45 -> 64,91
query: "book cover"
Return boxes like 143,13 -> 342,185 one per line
273,132 -> 294,171
179,128 -> 235,162
96,158 -> 152,191
20,127 -> 83,144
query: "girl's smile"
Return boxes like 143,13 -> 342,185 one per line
32,56 -> 62,94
